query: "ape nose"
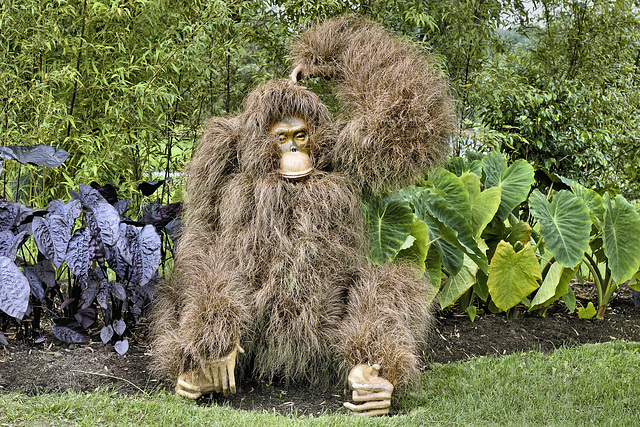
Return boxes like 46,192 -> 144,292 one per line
291,146 -> 297,153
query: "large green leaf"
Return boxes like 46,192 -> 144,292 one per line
531,262 -> 563,308
505,220 -> 532,246
438,254 -> 478,309
423,213 -> 464,276
603,193 -> 640,284
366,197 -> 414,265
563,287 -> 577,313
447,156 -> 483,177
474,271 -> 489,301
529,189 -> 590,268
487,241 -> 542,311
570,181 -> 605,227
414,190 -> 488,274
460,172 -> 502,239
482,151 -> 535,220
425,244 -> 443,289
556,265 -> 578,300
396,218 -> 429,272
429,168 -> 471,218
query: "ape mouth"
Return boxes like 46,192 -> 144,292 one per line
279,151 -> 313,180
280,169 -> 313,180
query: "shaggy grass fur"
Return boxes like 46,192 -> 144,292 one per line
291,15 -> 455,195
151,16 -> 453,392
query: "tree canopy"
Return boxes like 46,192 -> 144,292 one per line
2,0 -> 639,204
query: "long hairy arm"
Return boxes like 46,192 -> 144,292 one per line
291,16 -> 455,195
152,116 -> 252,377
184,116 -> 240,234
338,263 -> 435,391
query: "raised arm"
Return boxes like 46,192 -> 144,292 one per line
291,16 -> 455,195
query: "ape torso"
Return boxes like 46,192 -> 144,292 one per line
216,170 -> 367,384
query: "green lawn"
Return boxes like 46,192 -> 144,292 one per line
1,341 -> 639,426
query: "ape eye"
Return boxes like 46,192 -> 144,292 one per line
295,132 -> 306,140
278,134 -> 287,142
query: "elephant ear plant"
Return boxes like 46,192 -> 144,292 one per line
563,180 -> 640,318
0,182 -> 181,353
368,151 -> 640,321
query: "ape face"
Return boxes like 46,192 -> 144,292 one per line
270,116 -> 313,180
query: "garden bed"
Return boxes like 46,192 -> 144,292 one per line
0,284 -> 638,416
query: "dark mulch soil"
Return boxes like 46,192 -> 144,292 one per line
1,284 -> 639,416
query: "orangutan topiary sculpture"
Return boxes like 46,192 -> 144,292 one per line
151,16 -> 454,416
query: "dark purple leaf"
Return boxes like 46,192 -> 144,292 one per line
139,280 -> 155,300
0,147 -> 17,162
66,227 -> 91,279
15,205 -> 48,228
0,203 -> 19,231
163,218 -> 183,243
62,199 -> 82,224
130,301 -> 142,320
138,179 -> 171,197
46,199 -> 65,213
32,216 -> 55,263
50,324 -> 89,344
88,227 -> 105,265
103,300 -> 113,325
140,200 -> 161,225
154,202 -> 183,232
128,283 -> 154,322
0,230 -> 28,260
113,200 -> 130,216
75,308 -> 96,329
93,202 -> 120,247
90,183 -> 118,206
74,186 -> 119,246
100,325 -> 114,343
0,145 -> 70,167
0,331 -> 7,346
0,256 -> 30,319
96,281 -> 111,309
48,215 -> 71,267
105,244 -> 129,281
79,316 -> 93,329
112,319 -> 126,336
136,225 -> 161,287
116,223 -> 136,266
114,339 -> 129,355
22,266 -> 45,301
39,199 -> 82,268
60,298 -> 75,311
77,184 -> 106,210
33,259 -> 56,289
79,270 -> 100,309
111,281 -> 127,301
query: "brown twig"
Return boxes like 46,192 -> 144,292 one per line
70,369 -> 147,395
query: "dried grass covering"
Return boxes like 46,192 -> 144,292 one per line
292,15 -> 455,195
151,16 -> 452,392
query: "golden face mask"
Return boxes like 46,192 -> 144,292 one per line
270,116 -> 313,180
